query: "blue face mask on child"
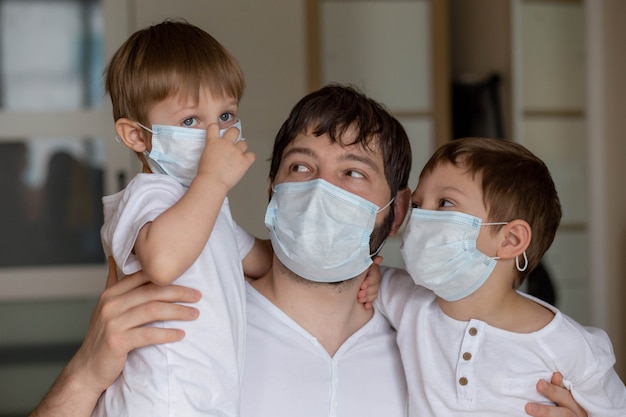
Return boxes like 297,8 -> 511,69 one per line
400,208 -> 507,301
140,120 -> 243,188
265,179 -> 393,283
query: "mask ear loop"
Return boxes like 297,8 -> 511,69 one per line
516,251 -> 528,272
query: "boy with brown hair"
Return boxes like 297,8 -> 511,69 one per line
377,137 -> 626,416
93,19 -> 271,416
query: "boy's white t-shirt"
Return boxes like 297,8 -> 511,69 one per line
376,266 -> 626,417
94,173 -> 254,417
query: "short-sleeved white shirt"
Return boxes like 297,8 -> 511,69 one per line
94,173 -> 254,417
376,266 -> 626,417
241,282 -> 408,417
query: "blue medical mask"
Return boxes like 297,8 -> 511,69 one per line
140,120 -> 243,188
265,179 -> 393,283
400,209 -> 507,301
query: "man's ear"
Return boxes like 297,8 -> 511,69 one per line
498,219 -> 531,259
115,118 -> 149,152
389,187 -> 411,236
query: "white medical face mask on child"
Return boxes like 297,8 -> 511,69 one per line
265,179 -> 393,283
400,208 -> 507,301
140,120 -> 242,188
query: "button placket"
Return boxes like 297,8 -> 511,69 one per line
329,357 -> 339,417
455,320 -> 483,402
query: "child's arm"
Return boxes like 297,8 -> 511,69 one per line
136,124 -> 255,285
243,238 -> 273,279
358,256 -> 382,309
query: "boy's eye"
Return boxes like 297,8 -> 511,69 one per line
219,112 -> 235,123
181,118 -> 197,127
411,202 -> 420,209
439,199 -> 453,208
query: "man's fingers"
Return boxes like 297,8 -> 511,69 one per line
102,273 -> 200,307
110,300 -> 199,334
128,327 -> 187,350
526,377 -> 587,417
117,303 -> 198,351
551,372 -> 565,387
105,256 -> 119,289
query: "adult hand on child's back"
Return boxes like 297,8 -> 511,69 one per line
75,257 -> 201,394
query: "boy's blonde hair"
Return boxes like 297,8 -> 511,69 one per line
420,137 -> 562,283
105,19 -> 244,126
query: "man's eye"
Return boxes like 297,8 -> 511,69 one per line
411,202 -> 420,209
346,170 -> 364,179
290,164 -> 310,173
439,199 -> 453,208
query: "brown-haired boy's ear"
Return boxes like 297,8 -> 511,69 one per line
389,187 -> 411,236
498,219 -> 531,259
115,118 -> 149,152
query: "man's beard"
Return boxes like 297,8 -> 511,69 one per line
369,207 -> 394,255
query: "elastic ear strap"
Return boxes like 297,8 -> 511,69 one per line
516,251 -> 528,272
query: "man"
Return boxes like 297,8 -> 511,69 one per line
30,85 -> 587,417
240,84 -> 412,415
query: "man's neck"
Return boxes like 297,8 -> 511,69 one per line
251,258 -> 374,356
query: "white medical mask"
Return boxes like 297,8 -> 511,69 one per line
400,209 -> 507,301
265,179 -> 393,283
140,120 -> 243,188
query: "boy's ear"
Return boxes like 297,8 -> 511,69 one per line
115,118 -> 149,152
389,187 -> 411,236
498,219 -> 531,259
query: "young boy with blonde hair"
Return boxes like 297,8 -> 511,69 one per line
377,137 -> 626,416
93,19 -> 271,416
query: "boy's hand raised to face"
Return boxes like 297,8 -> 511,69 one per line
197,123 -> 255,194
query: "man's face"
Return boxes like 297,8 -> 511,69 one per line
272,128 -> 395,249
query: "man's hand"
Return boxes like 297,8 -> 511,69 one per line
525,372 -> 588,417
30,257 -> 200,416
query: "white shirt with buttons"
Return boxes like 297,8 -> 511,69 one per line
376,266 -> 626,417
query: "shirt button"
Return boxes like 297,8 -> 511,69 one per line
463,352 -> 472,361
469,327 -> 478,336
459,377 -> 468,386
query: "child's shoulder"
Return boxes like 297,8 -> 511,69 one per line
124,173 -> 184,199
380,265 -> 436,300
103,173 -> 184,212
128,172 -> 182,189
519,291 -> 615,364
